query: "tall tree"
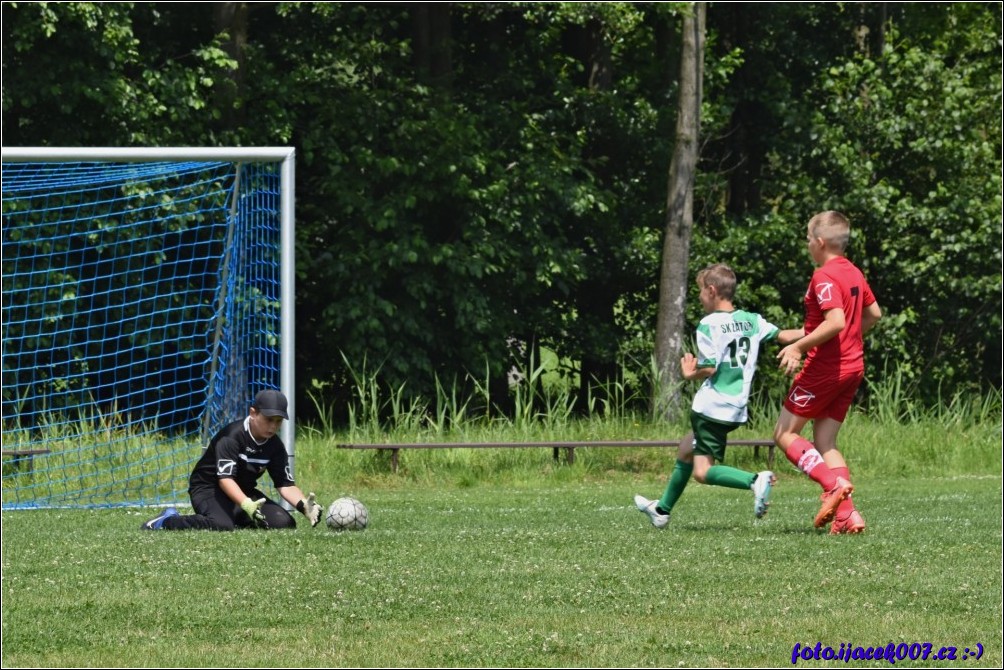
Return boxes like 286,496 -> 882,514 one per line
213,2 -> 251,132
653,2 -> 705,419
411,3 -> 453,90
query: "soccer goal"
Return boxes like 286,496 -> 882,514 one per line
2,147 -> 295,509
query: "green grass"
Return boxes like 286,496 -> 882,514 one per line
3,466 -> 1001,667
3,356 -> 1000,666
3,374 -> 1001,667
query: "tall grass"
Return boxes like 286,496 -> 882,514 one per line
292,359 -> 1002,492
2,406 -> 193,508
320,354 -> 1001,434
7,355 -> 1000,508
314,350 -> 679,441
865,365 -> 1003,426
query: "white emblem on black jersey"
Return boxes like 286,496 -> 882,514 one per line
217,459 -> 237,476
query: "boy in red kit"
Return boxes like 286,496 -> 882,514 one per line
773,211 -> 882,533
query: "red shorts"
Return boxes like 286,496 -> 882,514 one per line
783,364 -> 864,422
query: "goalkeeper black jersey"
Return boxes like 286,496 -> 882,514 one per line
188,418 -> 294,495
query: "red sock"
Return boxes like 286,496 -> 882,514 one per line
831,466 -> 855,517
784,437 -> 838,490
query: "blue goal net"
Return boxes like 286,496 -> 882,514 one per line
2,155 -> 289,509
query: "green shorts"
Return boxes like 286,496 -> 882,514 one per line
690,410 -> 742,463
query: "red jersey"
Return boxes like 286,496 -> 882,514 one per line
802,256 -> 876,374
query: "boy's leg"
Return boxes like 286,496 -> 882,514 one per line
690,413 -> 774,516
774,408 -> 840,490
778,366 -> 862,485
700,456 -> 779,519
814,415 -> 850,497
827,464 -> 865,532
812,375 -> 866,532
814,417 -> 865,532
813,417 -> 847,469
657,434 -> 694,515
155,487 -> 238,531
703,461 -> 756,490
690,413 -> 736,479
774,407 -> 852,528
635,433 -> 693,527
259,498 -> 297,529
690,414 -> 756,490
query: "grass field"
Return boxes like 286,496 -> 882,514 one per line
3,453 -> 1001,667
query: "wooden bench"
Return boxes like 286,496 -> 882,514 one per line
2,449 -> 52,474
336,437 -> 776,473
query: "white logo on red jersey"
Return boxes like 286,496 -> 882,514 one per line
217,459 -> 236,476
814,282 -> 834,304
789,386 -> 815,407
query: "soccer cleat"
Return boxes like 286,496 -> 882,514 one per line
634,494 -> 670,529
814,477 -> 854,528
141,506 -> 179,530
751,471 -> 776,519
830,509 -> 866,535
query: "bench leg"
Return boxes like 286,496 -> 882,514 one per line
10,455 -> 31,473
552,447 -> 575,465
754,445 -> 777,470
391,448 -> 399,474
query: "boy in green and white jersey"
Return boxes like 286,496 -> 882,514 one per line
635,264 -> 803,527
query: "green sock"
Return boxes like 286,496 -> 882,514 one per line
658,459 -> 693,513
705,464 -> 756,491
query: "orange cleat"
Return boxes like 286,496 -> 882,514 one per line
830,509 -> 866,534
814,477 -> 854,528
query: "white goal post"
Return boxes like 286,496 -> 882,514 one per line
1,147 -> 296,509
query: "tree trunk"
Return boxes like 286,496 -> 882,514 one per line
567,18 -> 619,412
653,2 -> 705,420
855,2 -> 887,58
411,3 -> 453,91
213,2 -> 250,132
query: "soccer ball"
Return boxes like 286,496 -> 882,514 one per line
325,496 -> 369,531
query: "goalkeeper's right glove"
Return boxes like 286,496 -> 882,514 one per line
296,492 -> 323,527
240,497 -> 269,528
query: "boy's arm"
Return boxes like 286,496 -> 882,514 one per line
777,308 -> 845,375
776,328 -> 805,346
861,301 -> 882,335
680,352 -> 715,381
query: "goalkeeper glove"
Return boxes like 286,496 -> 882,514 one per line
240,497 -> 269,528
297,492 -> 323,527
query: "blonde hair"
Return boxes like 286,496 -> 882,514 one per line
808,210 -> 851,252
697,263 -> 736,300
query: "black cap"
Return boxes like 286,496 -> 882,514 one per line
252,389 -> 289,419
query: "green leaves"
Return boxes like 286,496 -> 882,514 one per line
4,2 -> 998,418
755,10 -> 1002,402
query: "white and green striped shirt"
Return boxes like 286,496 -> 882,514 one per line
691,310 -> 779,423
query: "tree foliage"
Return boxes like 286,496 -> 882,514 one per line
3,2 -> 1000,423
758,5 -> 1002,399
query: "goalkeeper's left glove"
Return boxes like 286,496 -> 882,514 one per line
297,492 -> 323,527
240,497 -> 269,528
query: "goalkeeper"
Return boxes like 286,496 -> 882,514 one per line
141,390 -> 323,531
